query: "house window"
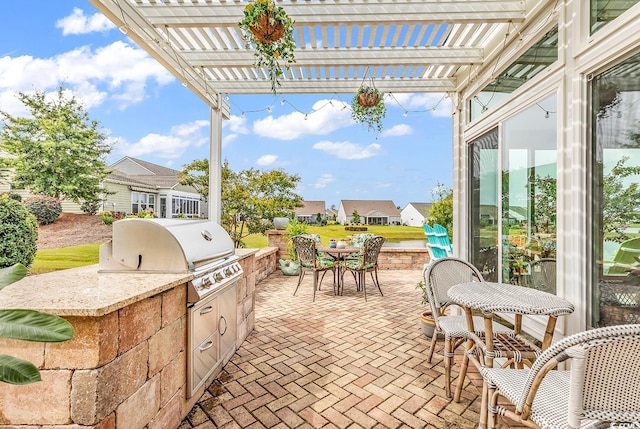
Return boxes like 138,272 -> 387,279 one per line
131,192 -> 156,214
171,195 -> 200,217
470,27 -> 558,121
590,51 -> 640,327
590,0 -> 639,34
468,94 -> 558,286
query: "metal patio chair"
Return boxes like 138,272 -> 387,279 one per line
292,235 -> 336,301
340,235 -> 385,301
481,324 -> 640,429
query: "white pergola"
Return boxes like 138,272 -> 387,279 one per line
87,0 -> 552,219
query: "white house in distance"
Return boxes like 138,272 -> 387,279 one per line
294,200 -> 326,224
337,200 -> 401,225
401,202 -> 433,227
102,157 -> 205,219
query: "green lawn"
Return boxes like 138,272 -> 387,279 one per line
31,243 -> 101,274
31,225 -> 426,274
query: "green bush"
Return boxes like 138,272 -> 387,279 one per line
0,195 -> 38,268
23,195 -> 62,225
80,198 -> 100,215
1,192 -> 22,202
102,216 -> 115,225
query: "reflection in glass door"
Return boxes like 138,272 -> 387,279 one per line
469,129 -> 499,282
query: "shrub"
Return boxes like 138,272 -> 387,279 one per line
23,195 -> 62,225
0,192 -> 22,202
102,216 -> 115,225
0,195 -> 38,268
81,198 -> 100,215
98,211 -> 113,217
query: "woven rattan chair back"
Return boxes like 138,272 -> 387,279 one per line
362,235 -> 386,266
566,327 -> 640,427
529,258 -> 556,294
424,257 -> 484,323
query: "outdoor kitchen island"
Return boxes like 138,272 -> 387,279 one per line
0,247 -> 259,429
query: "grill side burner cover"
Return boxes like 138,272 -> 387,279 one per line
99,218 -> 235,273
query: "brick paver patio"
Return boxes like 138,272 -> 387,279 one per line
179,269 -> 485,429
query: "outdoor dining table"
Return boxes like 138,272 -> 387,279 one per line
316,245 -> 360,294
447,281 -> 575,428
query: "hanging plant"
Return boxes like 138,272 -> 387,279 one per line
351,85 -> 386,133
596,81 -> 621,119
238,0 -> 296,94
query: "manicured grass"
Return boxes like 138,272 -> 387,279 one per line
30,225 -> 426,274
30,243 -> 101,274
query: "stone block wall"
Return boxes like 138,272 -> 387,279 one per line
254,247 -> 277,283
0,284 -> 188,429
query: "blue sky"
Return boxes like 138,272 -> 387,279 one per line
0,1 -> 453,209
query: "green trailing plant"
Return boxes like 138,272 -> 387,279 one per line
23,195 -> 62,225
351,86 -> 386,133
0,263 -> 74,384
284,218 -> 308,261
238,0 -> 296,94
0,194 -> 38,269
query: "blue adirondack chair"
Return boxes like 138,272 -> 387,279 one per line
423,224 -> 452,260
433,224 -> 454,255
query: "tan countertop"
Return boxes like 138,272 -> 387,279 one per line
0,265 -> 192,317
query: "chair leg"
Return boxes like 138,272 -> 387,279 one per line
453,339 -> 473,403
361,271 -> 367,302
293,269 -> 305,296
444,337 -> 454,398
370,267 -> 383,296
312,271 -> 318,302
427,329 -> 438,363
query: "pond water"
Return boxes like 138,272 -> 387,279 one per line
383,239 -> 428,248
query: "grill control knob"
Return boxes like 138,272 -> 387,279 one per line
214,272 -> 224,282
224,268 -> 232,276
202,277 -> 212,289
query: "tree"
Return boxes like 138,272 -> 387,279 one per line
602,156 -> 640,243
178,158 -> 209,203
0,87 -> 112,209
352,209 -> 361,224
426,183 -> 453,240
180,159 -> 303,247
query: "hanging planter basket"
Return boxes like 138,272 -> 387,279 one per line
351,85 -> 386,133
239,0 -> 296,94
357,91 -> 380,108
250,11 -> 286,44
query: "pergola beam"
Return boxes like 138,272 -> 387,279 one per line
183,47 -> 483,67
139,1 -> 526,26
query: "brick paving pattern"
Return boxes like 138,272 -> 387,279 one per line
180,269 -> 485,429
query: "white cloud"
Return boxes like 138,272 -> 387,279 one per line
253,99 -> 352,140
312,141 -> 382,160
0,41 -> 174,115
380,123 -> 412,137
256,154 -> 278,166
391,93 -> 453,118
114,120 -> 209,159
314,173 -> 336,188
56,8 -> 116,35
221,114 -> 249,147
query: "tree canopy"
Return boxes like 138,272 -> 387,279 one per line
0,87 -> 112,209
179,159 -> 303,247
426,183 -> 453,240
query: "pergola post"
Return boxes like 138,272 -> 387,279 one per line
209,94 -> 223,223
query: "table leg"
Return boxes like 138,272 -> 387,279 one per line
454,306 -> 475,403
541,316 -> 557,350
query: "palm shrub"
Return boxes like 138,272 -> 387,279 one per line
0,263 -> 74,384
0,194 -> 38,268
23,195 -> 62,225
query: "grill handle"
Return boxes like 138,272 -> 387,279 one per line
199,340 -> 214,352
218,315 -> 227,336
199,306 -> 214,315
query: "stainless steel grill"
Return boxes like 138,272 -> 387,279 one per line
99,218 -> 242,397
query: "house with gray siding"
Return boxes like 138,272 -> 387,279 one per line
337,200 -> 401,225
295,200 -> 326,224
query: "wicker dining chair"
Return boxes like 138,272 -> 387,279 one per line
529,258 -> 556,294
423,257 -> 513,398
340,235 -> 385,301
481,324 -> 640,429
291,235 -> 336,301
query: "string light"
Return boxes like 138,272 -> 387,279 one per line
226,92 -> 449,121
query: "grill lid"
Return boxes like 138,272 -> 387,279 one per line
99,218 -> 234,273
